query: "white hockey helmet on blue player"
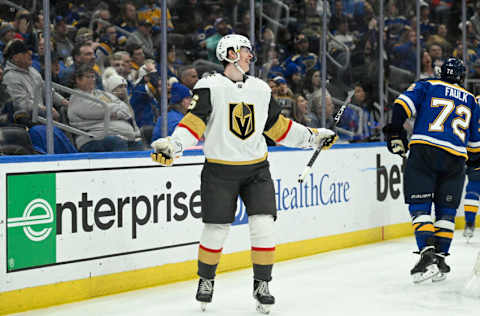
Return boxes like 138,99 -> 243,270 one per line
216,34 -> 254,64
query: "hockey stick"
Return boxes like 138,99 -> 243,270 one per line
298,90 -> 355,183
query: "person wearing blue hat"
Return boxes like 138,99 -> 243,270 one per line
283,62 -> 303,94
151,82 -> 192,140
52,16 -> 74,61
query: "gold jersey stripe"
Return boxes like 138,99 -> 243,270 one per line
206,152 -> 268,165
465,205 -> 479,213
416,223 -> 434,232
178,112 -> 206,140
428,80 -> 474,96
467,147 -> 480,153
251,249 -> 275,265
198,247 -> 222,265
434,231 -> 453,239
394,99 -> 412,118
409,140 -> 468,159
264,115 -> 292,142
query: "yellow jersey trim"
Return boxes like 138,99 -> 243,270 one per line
394,99 -> 411,118
410,140 -> 468,159
427,80 -> 474,97
206,152 -> 268,165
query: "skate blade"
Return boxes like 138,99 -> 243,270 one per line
432,272 -> 447,283
412,265 -> 439,284
200,302 -> 208,312
256,301 -> 272,314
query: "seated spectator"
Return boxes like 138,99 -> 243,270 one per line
52,16 -> 74,61
259,46 -> 284,80
420,51 -> 435,79
307,89 -> 335,129
282,33 -> 320,75
110,51 -> 135,96
453,42 -> 478,72
419,2 -> 436,38
206,17 -> 233,64
103,67 -> 145,149
284,63 -> 304,94
0,64 -> 14,124
68,64 -> 144,152
273,76 -> 295,117
427,43 -> 444,66
95,25 -> 120,70
267,76 -> 279,99
137,0 -> 174,31
303,69 -> 322,102
339,82 -> 380,141
13,10 -> 35,50
152,82 -> 192,140
3,40 -> 67,123
426,24 -> 452,56
126,20 -> 154,59
289,93 -> 311,126
127,43 -> 145,82
331,18 -> 356,52
117,1 -> 138,34
60,41 -> 103,90
392,29 -> 417,72
179,65 -> 199,91
130,70 -> 161,143
157,44 -> 181,79
0,24 -> 16,65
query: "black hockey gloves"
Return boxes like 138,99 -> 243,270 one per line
383,124 -> 409,157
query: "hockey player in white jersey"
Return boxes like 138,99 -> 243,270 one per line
151,34 -> 337,314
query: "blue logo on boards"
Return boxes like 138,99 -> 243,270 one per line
231,173 -> 351,226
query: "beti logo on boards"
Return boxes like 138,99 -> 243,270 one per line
376,154 -> 405,201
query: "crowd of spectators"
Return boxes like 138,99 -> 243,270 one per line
0,0 -> 474,154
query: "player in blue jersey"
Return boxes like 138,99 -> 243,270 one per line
383,58 -> 480,283
462,95 -> 480,241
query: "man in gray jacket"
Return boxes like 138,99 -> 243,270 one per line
68,64 -> 145,152
2,39 -> 68,123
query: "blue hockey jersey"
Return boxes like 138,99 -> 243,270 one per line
394,79 -> 480,159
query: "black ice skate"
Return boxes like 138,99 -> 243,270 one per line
432,253 -> 451,282
196,278 -> 214,312
463,222 -> 475,241
411,246 -> 439,284
253,279 -> 275,314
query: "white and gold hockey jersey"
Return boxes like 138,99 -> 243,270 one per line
171,73 -> 316,165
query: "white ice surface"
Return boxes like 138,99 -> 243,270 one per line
12,231 -> 480,316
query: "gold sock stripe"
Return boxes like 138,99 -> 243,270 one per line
198,247 -> 222,265
251,249 -> 275,265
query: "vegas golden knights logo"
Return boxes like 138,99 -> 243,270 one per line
229,102 -> 255,139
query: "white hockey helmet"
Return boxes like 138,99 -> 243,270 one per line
216,34 -> 253,64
